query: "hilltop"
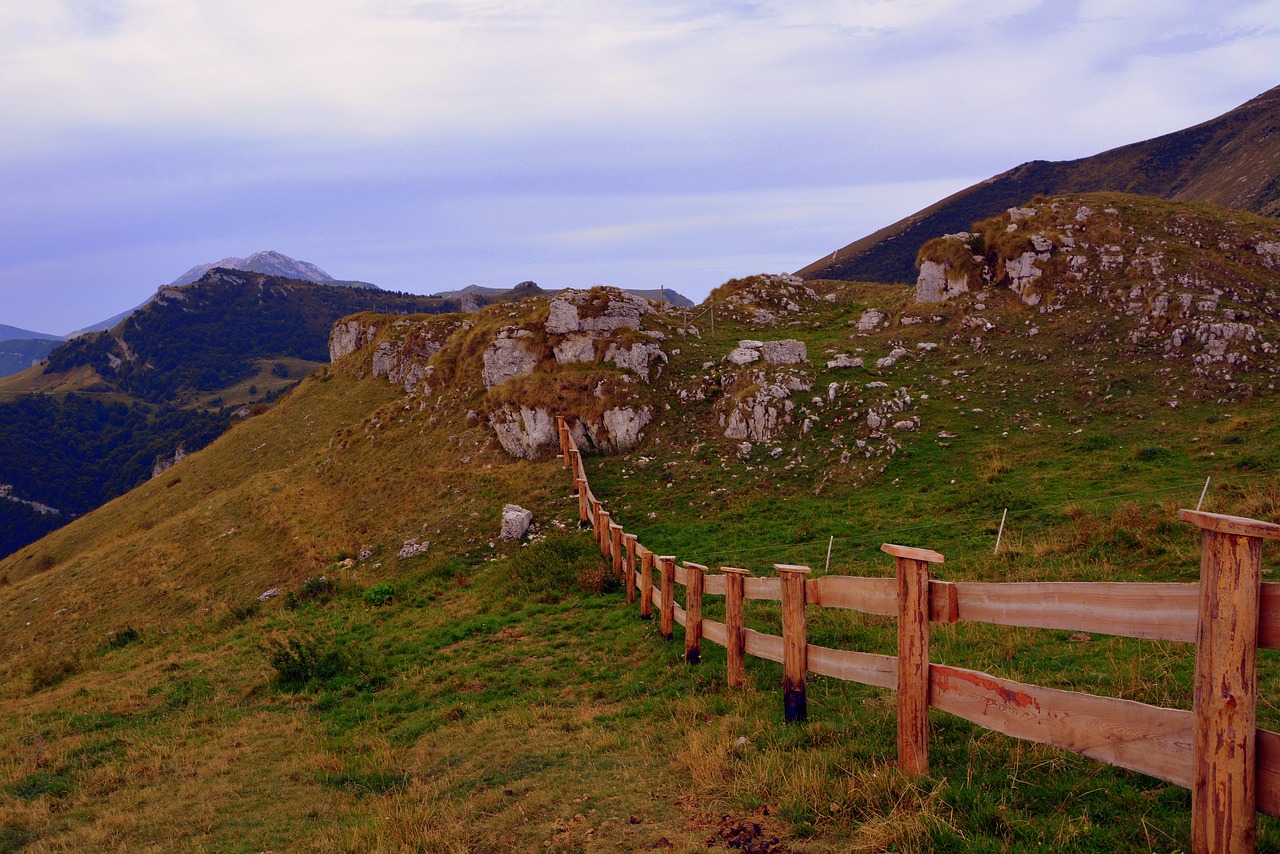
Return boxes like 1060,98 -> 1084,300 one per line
2,193 -> 1279,850
797,85 -> 1280,284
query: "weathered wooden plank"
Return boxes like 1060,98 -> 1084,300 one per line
744,628 -> 784,663
1179,509 -> 1280,541
703,618 -> 727,648
931,664 -> 1194,789
674,563 -> 688,586
954,582 -> 1200,642
806,644 -> 896,690
705,574 -> 727,596
673,602 -> 686,627
744,576 -> 782,601
1261,585 -> 1280,651
807,576 -> 895,612
882,543 -> 945,564
1257,728 -> 1280,818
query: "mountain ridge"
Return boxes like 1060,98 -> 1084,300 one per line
797,84 -> 1280,284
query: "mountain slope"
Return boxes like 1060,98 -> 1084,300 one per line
2,195 -> 1279,850
798,85 -> 1280,284
0,339 -> 61,378
0,324 -> 61,343
168,249 -> 378,288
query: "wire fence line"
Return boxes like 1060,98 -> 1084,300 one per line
624,466 -> 1280,570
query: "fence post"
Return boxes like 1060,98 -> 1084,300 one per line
659,556 -> 676,640
776,564 -> 812,723
575,474 -> 588,526
882,543 -> 946,776
1179,510 -> 1280,854
624,534 -> 638,604
597,510 -> 611,556
684,562 -> 706,664
640,548 -> 655,619
610,522 -> 623,577
722,567 -> 750,688
556,416 -> 569,467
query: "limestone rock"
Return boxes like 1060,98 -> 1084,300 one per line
500,505 -> 533,541
603,341 -> 668,382
855,309 -> 887,331
482,327 -> 538,389
329,319 -> 378,361
398,538 -> 430,559
726,347 -> 760,365
546,287 -> 652,335
916,260 -> 971,303
826,354 -> 863,369
761,339 -> 807,365
489,406 -> 558,458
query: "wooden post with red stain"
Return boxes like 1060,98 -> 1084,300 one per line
776,564 -> 812,723
623,534 -> 638,604
659,556 -> 676,640
575,474 -> 588,526
610,523 -> 623,577
597,510 -> 611,557
684,562 -> 706,664
882,543 -> 945,776
1179,510 -> 1280,854
639,547 -> 655,620
722,567 -> 750,688
556,416 -> 570,467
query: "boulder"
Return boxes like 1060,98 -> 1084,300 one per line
329,319 -> 378,361
916,260 -> 971,303
500,505 -> 533,540
761,339 -> 807,365
855,309 -> 887,331
489,406 -> 558,458
546,288 -> 652,335
482,327 -> 539,389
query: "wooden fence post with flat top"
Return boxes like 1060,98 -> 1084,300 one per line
684,562 -> 706,664
557,416 -> 569,466
624,534 -> 638,604
597,510 -> 611,557
610,523 -> 623,577
575,474 -> 588,526
722,567 -> 750,688
659,556 -> 676,640
640,548 -> 655,619
882,543 -> 945,776
1179,509 -> 1280,854
776,564 -> 812,723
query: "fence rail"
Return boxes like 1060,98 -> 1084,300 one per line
556,416 -> 1280,853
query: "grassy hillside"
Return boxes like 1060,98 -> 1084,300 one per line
2,195 -> 1280,851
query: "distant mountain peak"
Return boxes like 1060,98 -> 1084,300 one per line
169,251 -> 340,287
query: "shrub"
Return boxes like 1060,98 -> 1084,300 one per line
107,626 -> 140,650
506,531 -> 613,602
286,575 -> 336,609
268,637 -> 350,690
1078,434 -> 1117,451
231,600 -> 261,622
30,656 -> 79,692
363,583 -> 395,607
1135,445 -> 1170,462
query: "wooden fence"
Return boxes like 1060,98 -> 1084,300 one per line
557,416 -> 1280,853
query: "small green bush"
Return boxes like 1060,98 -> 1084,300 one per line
363,583 -> 395,607
30,656 -> 79,692
231,601 -> 260,622
287,575 -> 336,609
11,770 -> 74,800
1135,445 -> 1170,462
268,637 -> 350,690
506,531 -> 613,603
107,626 -> 140,650
1078,434 -> 1117,451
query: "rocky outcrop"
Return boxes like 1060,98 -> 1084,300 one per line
329,320 -> 378,361
482,327 -> 539,389
917,260 -> 971,303
152,445 -> 187,478
490,404 -> 653,458
546,288 -> 652,335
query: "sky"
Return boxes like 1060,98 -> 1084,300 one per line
1,0 -> 1278,335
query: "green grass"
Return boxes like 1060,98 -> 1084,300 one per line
3,211 -> 1280,850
